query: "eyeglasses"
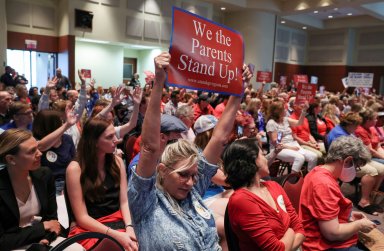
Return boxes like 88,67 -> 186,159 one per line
166,165 -> 199,184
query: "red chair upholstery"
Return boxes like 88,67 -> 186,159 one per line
281,172 -> 304,213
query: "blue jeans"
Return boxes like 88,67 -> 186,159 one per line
372,158 -> 384,165
55,179 -> 65,195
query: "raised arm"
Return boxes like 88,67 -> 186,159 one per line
95,86 -> 125,119
38,77 -> 58,112
136,52 -> 169,178
73,70 -> 87,117
203,65 -> 252,164
288,102 -> 308,127
117,87 -> 142,138
38,104 -> 78,151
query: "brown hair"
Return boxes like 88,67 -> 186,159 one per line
340,112 -> 362,127
359,109 -> 377,125
8,102 -> 30,118
268,100 -> 285,122
194,128 -> 214,150
0,129 -> 32,163
32,110 -> 63,140
77,118 -> 120,202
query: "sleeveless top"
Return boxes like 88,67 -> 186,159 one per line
85,171 -> 120,219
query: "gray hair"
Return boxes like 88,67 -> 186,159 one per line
156,139 -> 199,214
325,136 -> 371,167
175,105 -> 193,119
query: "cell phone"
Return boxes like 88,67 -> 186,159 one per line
277,131 -> 283,144
237,126 -> 243,137
372,219 -> 381,225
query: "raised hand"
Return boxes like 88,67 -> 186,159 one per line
77,69 -> 86,86
89,78 -> 96,89
65,103 -> 79,125
154,52 -> 171,85
46,77 -> 58,90
132,86 -> 143,106
242,64 -> 253,85
111,86 -> 126,107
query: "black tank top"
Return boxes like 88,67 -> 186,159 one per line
85,171 -> 120,219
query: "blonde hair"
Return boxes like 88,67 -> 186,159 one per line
157,139 -> 199,213
0,129 -> 32,164
323,104 -> 340,125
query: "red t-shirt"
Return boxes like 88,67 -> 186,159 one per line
290,113 -> 311,142
324,117 -> 336,131
214,102 -> 226,119
193,103 -> 217,122
355,125 -> 380,149
300,166 -> 357,251
317,118 -> 327,136
228,181 -> 304,251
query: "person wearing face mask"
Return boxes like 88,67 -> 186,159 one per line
300,136 -> 376,251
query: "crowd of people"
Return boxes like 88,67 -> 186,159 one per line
0,52 -> 383,250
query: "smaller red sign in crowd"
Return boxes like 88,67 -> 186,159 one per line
256,71 -> 272,83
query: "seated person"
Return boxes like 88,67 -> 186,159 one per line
66,118 -> 137,250
266,100 -> 318,173
0,129 -> 61,250
290,102 -> 324,159
300,136 -> 376,251
1,102 -> 33,131
224,138 -> 305,250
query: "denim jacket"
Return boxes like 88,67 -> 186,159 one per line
128,154 -> 222,251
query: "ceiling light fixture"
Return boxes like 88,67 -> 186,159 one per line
347,13 -> 353,16
281,20 -> 286,24
328,15 -> 333,18
302,26 -> 307,30
220,7 -> 226,11
314,10 -> 318,14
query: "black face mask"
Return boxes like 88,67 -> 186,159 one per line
166,138 -> 179,145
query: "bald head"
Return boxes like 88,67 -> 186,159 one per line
67,90 -> 79,104
56,68 -> 62,77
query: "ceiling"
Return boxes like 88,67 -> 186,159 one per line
205,0 -> 384,30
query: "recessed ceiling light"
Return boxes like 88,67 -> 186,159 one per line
314,10 -> 318,14
302,26 -> 307,30
347,13 -> 353,16
281,20 -> 286,24
220,7 -> 226,11
328,15 -> 333,18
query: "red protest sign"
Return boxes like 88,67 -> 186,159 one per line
295,83 -> 316,105
293,74 -> 308,84
81,69 -> 91,78
168,7 -> 244,96
256,71 -> 272,83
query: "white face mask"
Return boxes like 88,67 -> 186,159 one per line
339,160 -> 356,182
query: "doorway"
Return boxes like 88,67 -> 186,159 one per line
6,49 -> 57,90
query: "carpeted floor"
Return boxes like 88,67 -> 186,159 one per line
341,183 -> 384,233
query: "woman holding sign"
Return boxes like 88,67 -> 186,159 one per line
128,52 -> 252,250
266,100 -> 318,173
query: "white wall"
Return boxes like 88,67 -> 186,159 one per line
75,41 -> 124,87
225,10 -> 276,88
